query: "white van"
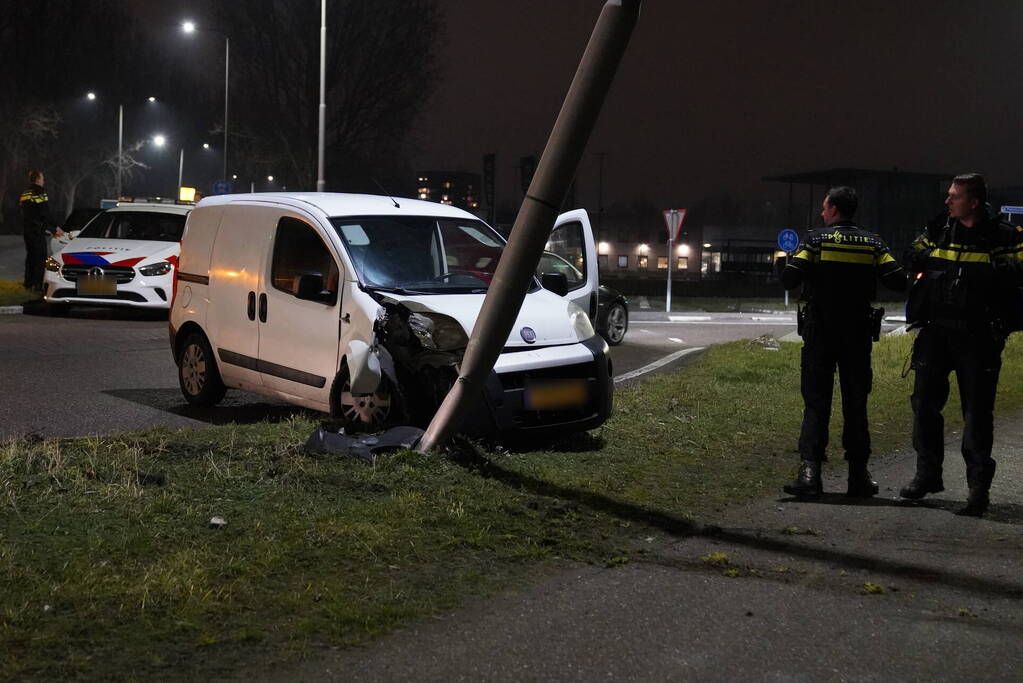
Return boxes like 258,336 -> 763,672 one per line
169,193 -> 613,439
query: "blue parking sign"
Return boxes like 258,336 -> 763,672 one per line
777,229 -> 800,253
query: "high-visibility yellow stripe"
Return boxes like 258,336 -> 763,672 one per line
878,252 -> 896,265
792,249 -> 814,262
930,248 -> 990,263
820,250 -> 874,265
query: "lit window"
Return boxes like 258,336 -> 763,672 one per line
677,256 -> 688,270
657,256 -> 668,269
598,254 -> 609,269
638,254 -> 648,268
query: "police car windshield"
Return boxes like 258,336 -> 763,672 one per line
77,210 -> 186,242
331,215 -> 537,294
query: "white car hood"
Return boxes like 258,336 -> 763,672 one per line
381,288 -> 581,347
56,238 -> 180,267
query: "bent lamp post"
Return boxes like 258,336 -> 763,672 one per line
417,0 -> 642,453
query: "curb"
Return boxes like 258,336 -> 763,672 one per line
0,305 -> 24,315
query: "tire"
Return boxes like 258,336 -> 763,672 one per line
601,302 -> 629,346
47,303 -> 71,317
330,364 -> 398,433
177,332 -> 227,406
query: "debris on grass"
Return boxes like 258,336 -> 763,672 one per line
208,516 -> 227,529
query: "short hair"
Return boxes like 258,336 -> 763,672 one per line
27,169 -> 43,184
952,172 -> 987,204
825,186 -> 858,218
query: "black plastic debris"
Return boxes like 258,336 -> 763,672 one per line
304,426 -> 424,462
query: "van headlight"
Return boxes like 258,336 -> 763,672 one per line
408,312 -> 469,351
138,261 -> 173,277
568,301 -> 595,340
44,256 -> 61,272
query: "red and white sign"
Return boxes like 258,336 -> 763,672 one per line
662,209 -> 687,241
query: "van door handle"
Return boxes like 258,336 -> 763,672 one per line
258,293 -> 267,323
341,312 -> 350,324
247,291 -> 256,321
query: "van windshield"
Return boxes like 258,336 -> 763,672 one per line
330,215 -> 529,294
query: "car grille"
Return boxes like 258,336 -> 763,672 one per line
60,264 -> 136,283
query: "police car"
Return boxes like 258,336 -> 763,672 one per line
43,201 -> 192,311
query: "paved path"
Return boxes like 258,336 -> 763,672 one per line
269,414 -> 1023,681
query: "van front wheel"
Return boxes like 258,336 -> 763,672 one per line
330,365 -> 397,433
178,333 -> 227,406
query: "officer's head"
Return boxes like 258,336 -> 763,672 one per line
28,170 -> 44,186
821,186 -> 857,226
946,173 -> 986,223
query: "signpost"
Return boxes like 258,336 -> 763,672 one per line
1001,206 -> 1023,224
777,228 -> 800,306
662,209 -> 687,312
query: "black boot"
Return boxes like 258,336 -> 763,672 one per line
847,461 -> 878,498
899,473 -> 944,500
955,488 -> 989,517
783,460 -> 822,498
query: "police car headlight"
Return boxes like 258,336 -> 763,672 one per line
568,301 -> 595,340
408,312 -> 468,351
44,256 -> 61,272
138,261 -> 173,277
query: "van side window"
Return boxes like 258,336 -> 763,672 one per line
271,217 -> 340,305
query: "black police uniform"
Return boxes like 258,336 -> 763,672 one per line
782,222 -> 906,492
902,211 -> 1023,511
19,182 -> 54,291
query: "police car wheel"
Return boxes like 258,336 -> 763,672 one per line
178,332 -> 227,406
330,365 -> 398,433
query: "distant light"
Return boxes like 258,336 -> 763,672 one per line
231,174 -> 238,180
148,96 -> 157,103
86,92 -> 96,100
702,243 -> 712,249
153,134 -> 167,147
267,175 -> 274,182
638,243 -> 648,253
202,143 -> 210,149
678,244 -> 691,257
598,241 -> 610,255
182,21 -> 196,33
179,187 -> 197,202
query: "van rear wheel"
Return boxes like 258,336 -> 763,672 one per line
330,365 -> 397,433
178,332 -> 227,406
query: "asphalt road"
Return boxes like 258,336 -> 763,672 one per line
0,301 -> 806,441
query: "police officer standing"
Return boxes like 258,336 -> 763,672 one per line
19,169 -> 62,292
901,173 -> 1023,517
782,186 -> 906,498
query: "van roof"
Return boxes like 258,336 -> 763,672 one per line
194,192 -> 479,220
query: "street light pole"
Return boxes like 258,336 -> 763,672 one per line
117,104 -> 124,198
316,0 -> 327,192
178,148 -> 184,193
223,36 -> 229,183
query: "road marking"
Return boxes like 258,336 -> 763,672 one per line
614,346 -> 705,383
751,316 -> 794,322
668,337 -> 684,343
669,315 -> 712,321
636,321 -> 797,326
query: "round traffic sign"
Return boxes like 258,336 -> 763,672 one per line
777,229 -> 800,253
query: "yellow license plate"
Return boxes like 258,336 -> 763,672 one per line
524,379 -> 587,410
78,275 -> 116,296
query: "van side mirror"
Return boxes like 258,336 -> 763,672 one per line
295,272 -> 335,304
540,272 -> 569,297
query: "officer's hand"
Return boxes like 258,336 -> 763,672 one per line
55,227 -> 65,237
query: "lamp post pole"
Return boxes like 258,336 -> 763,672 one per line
116,104 -> 124,198
316,0 -> 327,192
223,36 -> 229,183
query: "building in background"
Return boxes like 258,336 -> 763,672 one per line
415,171 -> 481,213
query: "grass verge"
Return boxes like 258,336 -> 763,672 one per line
0,280 -> 36,307
2,334 -> 1022,680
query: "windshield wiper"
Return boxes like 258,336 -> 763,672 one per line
360,284 -> 425,296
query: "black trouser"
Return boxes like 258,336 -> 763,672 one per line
798,323 -> 873,463
911,325 -> 1003,491
23,228 -> 47,290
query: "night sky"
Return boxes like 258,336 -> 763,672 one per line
413,0 -> 1023,211
128,1 -> 1022,210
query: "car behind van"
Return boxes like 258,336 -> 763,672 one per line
169,193 -> 612,439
